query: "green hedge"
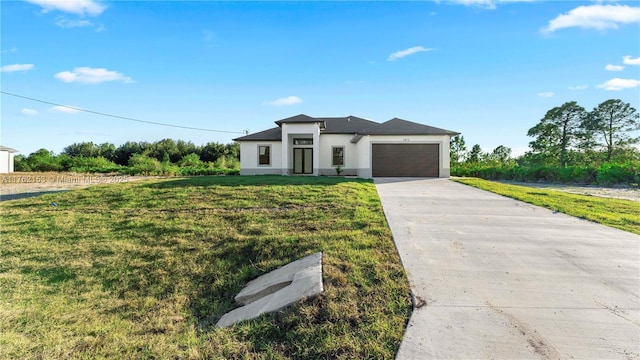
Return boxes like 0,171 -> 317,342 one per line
451,163 -> 639,186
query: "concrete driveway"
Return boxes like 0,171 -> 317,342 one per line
375,178 -> 640,359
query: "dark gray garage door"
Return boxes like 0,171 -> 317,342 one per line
372,143 -> 439,177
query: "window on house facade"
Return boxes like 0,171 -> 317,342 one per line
293,138 -> 313,145
258,145 -> 270,165
332,146 -> 344,166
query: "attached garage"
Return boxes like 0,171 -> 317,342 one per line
372,143 -> 439,177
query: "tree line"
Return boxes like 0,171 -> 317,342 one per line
15,139 -> 240,176
451,99 -> 640,185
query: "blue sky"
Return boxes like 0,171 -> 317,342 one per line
2,0 -> 639,157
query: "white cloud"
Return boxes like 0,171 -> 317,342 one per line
55,17 -> 94,28
538,92 -> 555,98
623,55 -> 640,65
542,4 -> 640,33
568,84 -> 589,90
54,67 -> 134,84
440,0 -> 537,10
605,64 -> 624,71
388,46 -> 433,61
25,0 -> 106,16
49,105 -> 81,114
264,96 -> 303,106
596,78 -> 640,91
1,47 -> 17,54
21,108 -> 39,116
1,63 -> 34,73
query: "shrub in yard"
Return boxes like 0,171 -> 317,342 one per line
127,154 -> 163,175
178,153 -> 203,167
597,163 -> 639,185
22,149 -> 65,172
570,166 -> 597,184
223,155 -> 240,169
454,163 -> 637,186
68,156 -> 123,173
160,162 -> 180,176
13,155 -> 30,172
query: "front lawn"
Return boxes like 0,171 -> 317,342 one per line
453,177 -> 640,235
0,176 -> 411,359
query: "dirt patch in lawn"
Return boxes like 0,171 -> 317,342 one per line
0,172 -> 152,201
498,181 -> 640,202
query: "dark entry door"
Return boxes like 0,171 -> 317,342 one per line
293,148 -> 313,174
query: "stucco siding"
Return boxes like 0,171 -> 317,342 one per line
318,134 -> 358,170
239,141 -> 283,175
0,151 -> 15,174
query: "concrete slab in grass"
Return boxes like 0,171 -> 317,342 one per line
216,252 -> 323,328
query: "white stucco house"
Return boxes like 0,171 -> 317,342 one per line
234,114 -> 459,178
0,146 -> 19,174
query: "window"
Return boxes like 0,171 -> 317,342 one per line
332,146 -> 344,166
258,145 -> 270,165
293,138 -> 313,145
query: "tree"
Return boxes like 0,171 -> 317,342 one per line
25,149 -> 63,171
178,153 -> 203,167
584,99 -> 639,161
13,154 -> 29,171
97,142 -> 117,162
145,139 -> 180,163
176,140 -> 197,160
527,101 -> 588,167
226,142 -> 240,161
63,142 -> 98,158
467,144 -> 482,163
488,145 -> 512,164
199,142 -> 226,162
114,141 -> 146,165
450,135 -> 467,164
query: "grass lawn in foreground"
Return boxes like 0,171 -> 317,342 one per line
453,177 -> 640,235
0,176 -> 411,359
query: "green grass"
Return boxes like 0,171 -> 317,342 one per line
453,177 -> 640,235
0,176 -> 411,359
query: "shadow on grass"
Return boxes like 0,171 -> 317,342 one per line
139,175 -> 370,190
102,210 -> 320,329
0,190 -> 69,202
189,236 -> 321,329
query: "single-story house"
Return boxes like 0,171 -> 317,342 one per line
234,114 -> 459,178
0,146 -> 19,174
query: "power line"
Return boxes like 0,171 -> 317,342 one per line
1,91 -> 246,134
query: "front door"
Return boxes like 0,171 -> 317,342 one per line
293,148 -> 313,174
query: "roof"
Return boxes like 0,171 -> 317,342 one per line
233,127 -> 282,141
0,146 -> 19,153
318,116 -> 380,134
360,118 -> 460,136
235,115 -> 459,142
274,114 -> 323,126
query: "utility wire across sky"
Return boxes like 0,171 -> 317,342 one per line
1,91 -> 247,135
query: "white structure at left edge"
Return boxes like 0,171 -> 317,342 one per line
0,146 -> 19,173
234,114 -> 459,178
